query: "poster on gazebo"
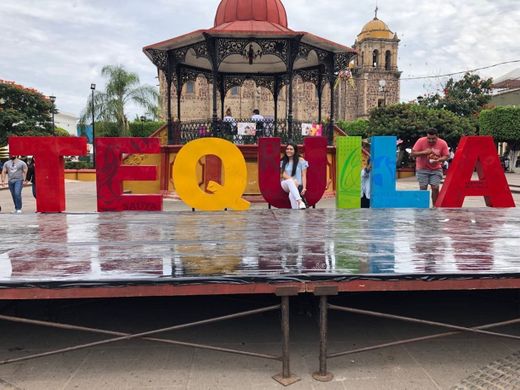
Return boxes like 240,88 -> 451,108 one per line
237,122 -> 257,136
302,123 -> 323,136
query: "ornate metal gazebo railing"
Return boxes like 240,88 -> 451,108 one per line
176,119 -> 331,145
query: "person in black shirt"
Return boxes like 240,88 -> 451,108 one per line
26,157 -> 36,198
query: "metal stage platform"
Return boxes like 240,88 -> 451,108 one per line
1,208 -> 519,299
1,209 -> 519,385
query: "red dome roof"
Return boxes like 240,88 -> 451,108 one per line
214,0 -> 288,28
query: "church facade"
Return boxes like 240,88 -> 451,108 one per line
157,11 -> 400,123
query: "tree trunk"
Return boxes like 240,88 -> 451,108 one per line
509,149 -> 519,173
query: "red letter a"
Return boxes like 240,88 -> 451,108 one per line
436,136 -> 515,208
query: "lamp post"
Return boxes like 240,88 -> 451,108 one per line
49,96 -> 56,135
90,83 -> 96,167
140,116 -> 146,135
378,79 -> 387,107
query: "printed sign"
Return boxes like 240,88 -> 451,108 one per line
237,122 -> 257,136
301,123 -> 323,136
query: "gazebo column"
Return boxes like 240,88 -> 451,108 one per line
327,55 -> 337,145
176,67 -> 182,123
328,75 -> 336,145
287,73 -> 294,140
274,77 -> 279,136
220,77 -> 225,119
166,51 -> 174,145
204,34 -> 219,130
212,73 -> 218,126
287,37 -> 302,141
318,71 -> 323,123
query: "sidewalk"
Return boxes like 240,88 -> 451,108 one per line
2,173 -> 520,213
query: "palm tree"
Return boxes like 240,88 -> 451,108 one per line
80,65 -> 159,136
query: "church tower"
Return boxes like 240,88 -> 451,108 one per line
338,9 -> 401,120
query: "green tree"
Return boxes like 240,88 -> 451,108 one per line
480,106 -> 520,171
369,103 -> 475,166
336,119 -> 369,138
80,65 -> 159,136
129,120 -> 166,138
418,72 -> 492,119
0,82 -> 54,145
144,94 -> 162,121
369,103 -> 475,148
54,127 -> 71,137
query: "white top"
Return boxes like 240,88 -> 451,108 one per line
251,114 -> 264,121
280,158 -> 309,185
361,168 -> 371,199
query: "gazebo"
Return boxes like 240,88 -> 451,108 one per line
143,0 -> 356,145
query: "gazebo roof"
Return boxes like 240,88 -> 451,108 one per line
143,28 -> 354,54
143,0 -> 355,75
210,20 -> 293,33
214,0 -> 288,29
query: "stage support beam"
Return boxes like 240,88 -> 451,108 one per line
312,286 -> 338,382
273,287 -> 301,386
311,287 -> 520,383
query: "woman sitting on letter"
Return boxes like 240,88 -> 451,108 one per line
280,143 -> 308,209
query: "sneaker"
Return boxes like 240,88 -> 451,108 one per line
15,209 -> 22,214
299,202 -> 306,209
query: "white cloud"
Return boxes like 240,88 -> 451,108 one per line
0,0 -> 519,117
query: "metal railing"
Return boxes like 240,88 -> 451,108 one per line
178,119 -> 331,145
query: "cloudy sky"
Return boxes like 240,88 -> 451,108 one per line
1,0 -> 519,118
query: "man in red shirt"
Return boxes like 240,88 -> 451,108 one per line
411,129 -> 450,206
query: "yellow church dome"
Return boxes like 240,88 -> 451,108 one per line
357,17 -> 395,41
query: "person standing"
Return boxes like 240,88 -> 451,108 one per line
26,157 -> 36,198
1,155 -> 28,213
251,109 -> 265,139
361,158 -> 371,208
223,108 -> 237,140
223,107 -> 235,123
410,128 -> 449,206
251,109 -> 264,122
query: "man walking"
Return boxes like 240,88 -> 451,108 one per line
411,129 -> 449,206
1,155 -> 28,213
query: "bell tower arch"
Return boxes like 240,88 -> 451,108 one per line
349,8 -> 401,118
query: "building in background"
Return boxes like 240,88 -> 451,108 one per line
337,9 -> 401,119
491,68 -> 520,107
55,111 -> 78,135
157,5 -> 400,122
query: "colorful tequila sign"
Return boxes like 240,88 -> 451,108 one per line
7,135 -> 515,213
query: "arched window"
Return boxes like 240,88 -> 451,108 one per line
372,50 -> 379,67
186,81 -> 195,94
385,50 -> 392,70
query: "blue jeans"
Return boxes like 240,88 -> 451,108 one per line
8,180 -> 23,211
